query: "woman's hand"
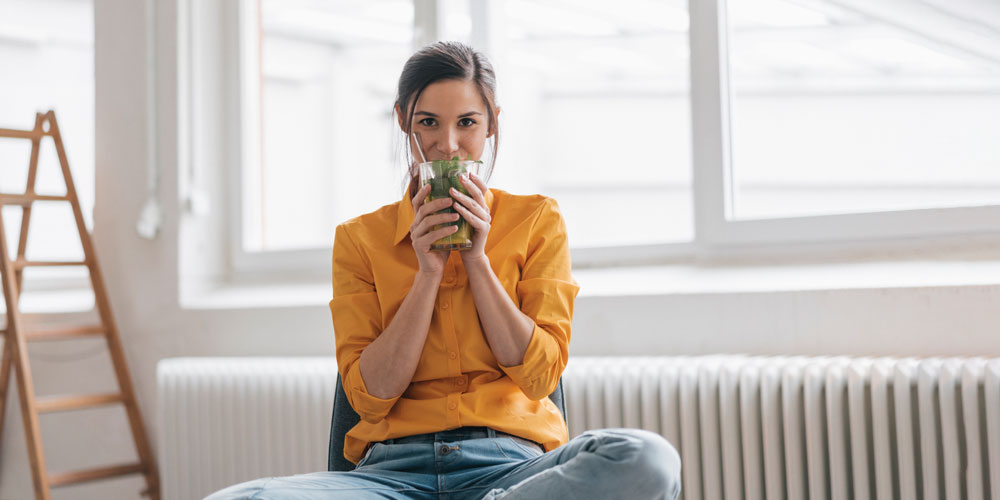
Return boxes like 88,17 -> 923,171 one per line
450,172 -> 491,264
410,183 -> 459,275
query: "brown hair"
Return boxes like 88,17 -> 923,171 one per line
395,41 -> 499,196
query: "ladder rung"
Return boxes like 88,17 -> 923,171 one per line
48,462 -> 146,488
0,127 -> 42,140
25,325 -> 106,341
15,259 -> 88,269
35,393 -> 125,413
0,193 -> 69,206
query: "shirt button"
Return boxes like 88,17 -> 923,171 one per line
444,276 -> 455,284
448,351 -> 457,359
441,302 -> 449,309
456,378 -> 465,385
448,402 -> 457,410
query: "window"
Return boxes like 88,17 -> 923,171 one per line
0,0 -> 94,289
245,0 -> 415,252
197,0 -> 1000,280
235,0 -> 691,269
728,0 -> 1000,220
479,0 -> 693,248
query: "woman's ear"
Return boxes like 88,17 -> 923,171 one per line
395,104 -> 406,131
487,105 -> 501,137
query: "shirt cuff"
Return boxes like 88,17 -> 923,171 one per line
499,322 -> 563,400
344,362 -> 401,423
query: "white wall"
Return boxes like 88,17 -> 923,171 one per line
2,1 -> 1000,498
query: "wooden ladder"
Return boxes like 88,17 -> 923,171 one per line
0,111 -> 160,499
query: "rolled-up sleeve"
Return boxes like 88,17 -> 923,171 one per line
500,198 -> 581,400
330,223 -> 400,423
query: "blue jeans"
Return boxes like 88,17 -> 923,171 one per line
204,428 -> 681,499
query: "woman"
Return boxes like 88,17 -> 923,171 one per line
207,41 -> 681,500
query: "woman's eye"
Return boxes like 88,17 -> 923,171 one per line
459,118 -> 476,127
418,118 -> 437,127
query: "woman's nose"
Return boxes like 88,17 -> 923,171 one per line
437,127 -> 460,155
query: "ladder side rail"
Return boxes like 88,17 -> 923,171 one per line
0,116 -> 46,466
45,112 -> 161,497
15,113 -> 47,293
0,337 -> 10,459
0,179 -> 52,499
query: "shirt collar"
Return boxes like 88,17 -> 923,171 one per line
393,177 -> 496,246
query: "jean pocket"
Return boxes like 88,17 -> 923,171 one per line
503,436 -> 544,458
355,443 -> 380,468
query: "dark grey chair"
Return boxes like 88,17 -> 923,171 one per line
328,373 -> 568,471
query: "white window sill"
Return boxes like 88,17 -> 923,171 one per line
8,260 -> 1000,315
174,259 -> 1000,311
571,259 -> 1000,296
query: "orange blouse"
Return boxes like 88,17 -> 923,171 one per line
329,185 -> 581,464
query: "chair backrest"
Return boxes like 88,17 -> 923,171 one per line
328,373 -> 568,471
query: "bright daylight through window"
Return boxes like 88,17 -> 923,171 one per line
728,0 -> 1000,219
247,0 -> 692,252
0,0 -> 94,289
244,0 -> 1000,256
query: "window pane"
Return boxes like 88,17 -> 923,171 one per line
495,0 -> 693,247
728,0 -> 1000,220
252,0 -> 413,251
0,0 -> 93,281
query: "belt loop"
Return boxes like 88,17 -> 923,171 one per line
487,427 -> 496,439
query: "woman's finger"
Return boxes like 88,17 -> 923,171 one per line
470,172 -> 488,193
450,187 -> 490,223
452,201 -> 488,231
415,225 -> 459,249
411,183 -> 430,213
458,173 -> 485,206
414,212 -> 460,237
416,195 -> 453,222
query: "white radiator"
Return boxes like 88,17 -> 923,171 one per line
563,356 -> 1000,500
156,358 -> 339,500
157,356 -> 1000,500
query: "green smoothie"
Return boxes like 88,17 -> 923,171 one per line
419,157 -> 482,251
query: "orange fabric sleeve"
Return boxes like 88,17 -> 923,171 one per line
330,223 -> 400,423
500,198 -> 581,400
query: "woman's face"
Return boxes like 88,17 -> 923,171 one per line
398,79 -> 499,164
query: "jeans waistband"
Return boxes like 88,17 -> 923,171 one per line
380,426 -> 518,445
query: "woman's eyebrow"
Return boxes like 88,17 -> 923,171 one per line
414,111 -> 483,118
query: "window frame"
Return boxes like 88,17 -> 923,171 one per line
185,0 -> 1000,284
691,0 -> 1000,250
